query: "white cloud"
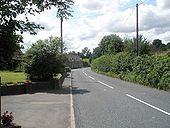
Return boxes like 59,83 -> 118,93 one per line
156,0 -> 170,9
22,0 -> 170,52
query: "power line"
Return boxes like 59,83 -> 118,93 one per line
123,7 -> 135,24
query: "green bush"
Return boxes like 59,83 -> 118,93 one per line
25,52 -> 65,81
92,52 -> 170,91
24,38 -> 66,81
65,66 -> 71,72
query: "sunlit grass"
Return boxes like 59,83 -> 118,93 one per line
0,71 -> 27,84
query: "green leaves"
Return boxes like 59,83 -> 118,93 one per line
92,52 -> 170,91
99,34 -> 124,55
25,36 -> 66,80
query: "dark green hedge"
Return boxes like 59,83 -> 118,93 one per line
91,52 -> 170,91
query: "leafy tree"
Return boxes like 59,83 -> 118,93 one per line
151,39 -> 167,53
25,36 -> 66,80
124,35 -> 151,55
90,47 -> 102,61
68,51 -> 77,55
167,42 -> 170,49
123,38 -> 136,54
0,0 -> 74,70
99,34 -> 124,55
152,39 -> 162,48
81,47 -> 91,59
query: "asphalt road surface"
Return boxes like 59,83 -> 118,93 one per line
71,68 -> 170,128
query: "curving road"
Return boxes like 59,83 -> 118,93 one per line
71,68 -> 170,128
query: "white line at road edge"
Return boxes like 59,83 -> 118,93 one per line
126,94 -> 170,116
98,81 -> 113,89
89,76 -> 95,80
70,72 -> 76,128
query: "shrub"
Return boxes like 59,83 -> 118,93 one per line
25,38 -> 66,81
91,52 -> 170,91
25,52 -> 65,81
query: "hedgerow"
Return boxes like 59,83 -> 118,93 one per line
91,52 -> 170,91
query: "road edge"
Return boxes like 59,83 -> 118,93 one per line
70,71 -> 76,128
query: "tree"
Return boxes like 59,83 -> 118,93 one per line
152,39 -> 162,48
167,42 -> 170,49
124,35 -> 151,55
81,47 -> 91,59
25,36 -> 66,80
91,47 -> 102,60
151,39 -> 167,53
99,34 -> 124,55
68,51 -> 77,55
123,38 -> 136,54
0,0 -> 74,70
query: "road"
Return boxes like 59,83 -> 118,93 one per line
71,68 -> 170,128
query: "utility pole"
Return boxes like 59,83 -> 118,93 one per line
136,3 -> 139,56
60,17 -> 63,54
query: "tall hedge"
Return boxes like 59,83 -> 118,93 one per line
91,52 -> 170,91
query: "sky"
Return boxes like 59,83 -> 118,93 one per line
20,0 -> 170,52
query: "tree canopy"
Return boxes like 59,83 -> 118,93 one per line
25,36 -> 66,80
99,34 -> 124,55
0,0 -> 74,70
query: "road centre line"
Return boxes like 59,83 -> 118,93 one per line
98,81 -> 113,89
82,71 -> 87,76
126,94 -> 170,116
89,76 -> 95,80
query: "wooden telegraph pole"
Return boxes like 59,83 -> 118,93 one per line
136,3 -> 139,56
60,17 -> 63,54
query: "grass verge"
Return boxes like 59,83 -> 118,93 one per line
0,71 -> 27,85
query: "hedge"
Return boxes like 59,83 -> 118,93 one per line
91,52 -> 170,91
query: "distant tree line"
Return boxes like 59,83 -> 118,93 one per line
91,34 -> 170,61
68,47 -> 91,59
69,34 -> 170,63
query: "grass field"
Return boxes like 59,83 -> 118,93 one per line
0,71 -> 27,84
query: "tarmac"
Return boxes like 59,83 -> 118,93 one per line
1,74 -> 72,128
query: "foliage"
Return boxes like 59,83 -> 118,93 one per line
90,47 -> 102,61
167,42 -> 170,49
92,52 -> 170,91
0,71 -> 26,85
68,47 -> 92,59
53,73 -> 62,80
99,34 -> 124,55
1,111 -> 14,127
65,66 -> 71,72
25,37 -> 66,80
82,59 -> 90,67
0,0 -> 74,70
80,47 -> 91,59
0,30 -> 23,70
124,35 -> 151,55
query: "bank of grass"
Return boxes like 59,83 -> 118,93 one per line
0,71 -> 27,85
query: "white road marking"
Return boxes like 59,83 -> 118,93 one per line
89,76 -> 95,80
83,71 -> 87,76
126,94 -> 170,116
98,81 -> 113,89
70,72 -> 76,128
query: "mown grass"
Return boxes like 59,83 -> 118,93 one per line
83,58 -> 89,62
0,71 -> 27,84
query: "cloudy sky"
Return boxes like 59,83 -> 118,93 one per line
21,0 -> 170,52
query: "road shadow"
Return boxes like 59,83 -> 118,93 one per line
72,87 -> 90,95
45,86 -> 90,95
